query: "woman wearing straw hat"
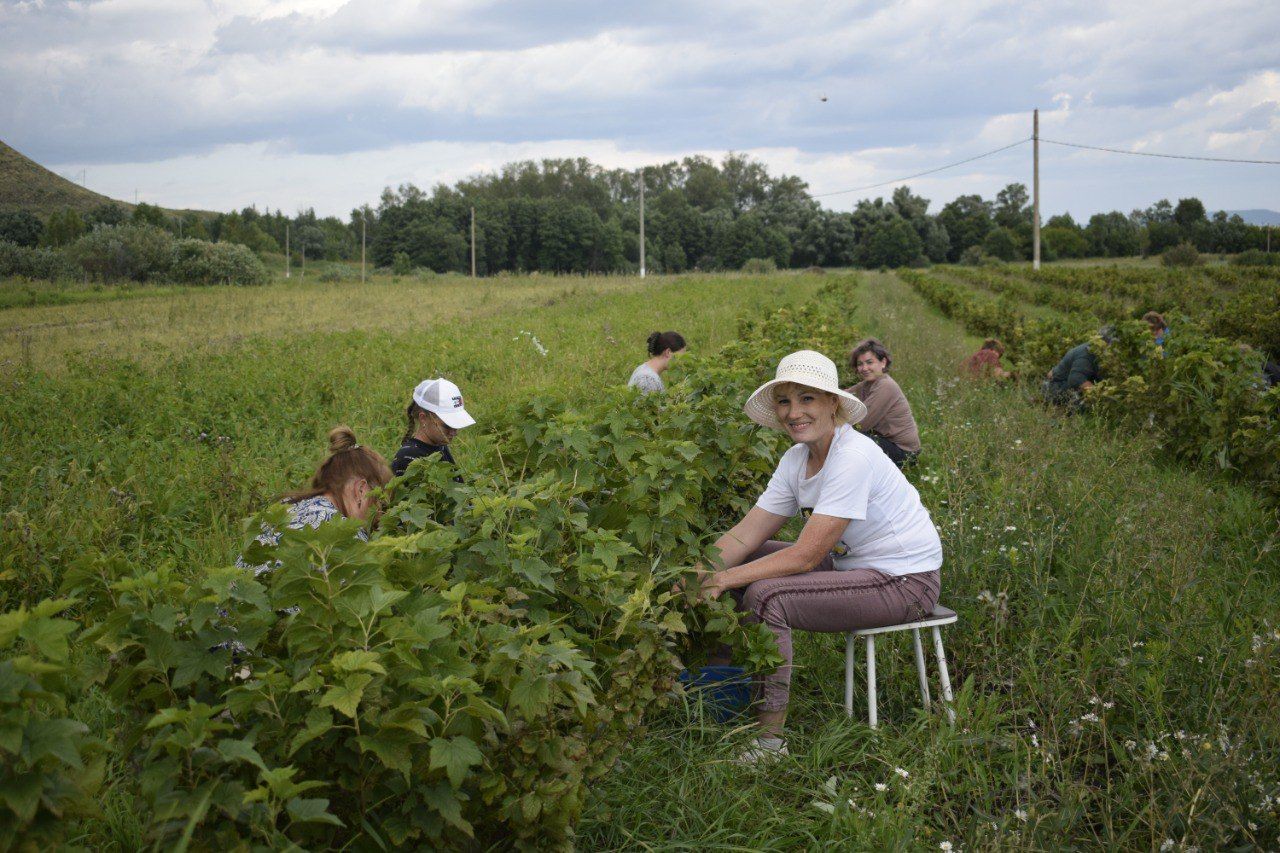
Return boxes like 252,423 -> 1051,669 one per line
692,350 -> 942,761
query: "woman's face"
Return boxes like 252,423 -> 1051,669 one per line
774,386 -> 839,445
418,410 -> 458,445
855,351 -> 888,382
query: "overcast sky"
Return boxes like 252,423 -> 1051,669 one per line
3,0 -> 1279,219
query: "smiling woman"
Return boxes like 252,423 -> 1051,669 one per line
688,349 -> 943,761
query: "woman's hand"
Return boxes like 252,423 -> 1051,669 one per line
673,567 -> 727,602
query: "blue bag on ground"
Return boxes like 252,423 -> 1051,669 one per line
677,665 -> 751,722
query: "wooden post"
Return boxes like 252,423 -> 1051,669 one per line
360,216 -> 366,284
639,170 -> 646,279
470,206 -> 477,278
1033,108 -> 1041,270
285,223 -> 290,279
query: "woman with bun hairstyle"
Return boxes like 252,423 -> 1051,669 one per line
391,377 -> 476,477
238,426 -> 392,575
628,331 -> 687,394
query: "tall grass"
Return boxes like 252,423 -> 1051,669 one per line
578,272 -> 1280,850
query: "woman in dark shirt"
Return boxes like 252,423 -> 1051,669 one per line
391,377 -> 475,477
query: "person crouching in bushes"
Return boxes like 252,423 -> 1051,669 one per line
238,426 -> 392,576
1042,326 -> 1114,408
1143,311 -> 1168,350
685,350 -> 943,762
846,338 -> 921,467
963,338 -> 1012,380
391,377 -> 476,477
628,331 -> 687,394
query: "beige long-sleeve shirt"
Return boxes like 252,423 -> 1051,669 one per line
848,374 -> 921,452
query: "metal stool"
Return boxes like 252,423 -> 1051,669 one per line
844,605 -> 957,728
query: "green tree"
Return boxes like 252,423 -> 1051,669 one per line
85,203 -> 127,228
131,202 -> 168,228
937,195 -> 992,262
1085,212 -> 1140,257
860,216 -> 924,268
43,208 -> 85,247
982,226 -> 1023,261
994,183 -> 1030,229
0,211 -> 43,247
1041,226 -> 1089,259
1173,197 -> 1207,228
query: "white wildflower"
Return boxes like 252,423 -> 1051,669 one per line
1014,808 -> 1027,821
874,782 -> 888,792
939,843 -> 953,852
894,767 -> 910,779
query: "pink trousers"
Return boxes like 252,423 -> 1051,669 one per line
730,541 -> 940,713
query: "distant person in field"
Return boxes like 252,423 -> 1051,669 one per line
1143,311 -> 1169,349
628,331 -> 687,394
845,338 -> 921,467
1042,327 -> 1114,407
238,426 -> 392,576
962,338 -> 1012,380
391,377 -> 476,477
682,350 -> 942,762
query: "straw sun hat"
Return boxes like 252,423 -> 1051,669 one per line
744,350 -> 868,431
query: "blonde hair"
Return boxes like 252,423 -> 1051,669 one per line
770,382 -> 851,426
284,425 -> 393,517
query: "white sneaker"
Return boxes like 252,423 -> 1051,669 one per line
735,737 -> 789,764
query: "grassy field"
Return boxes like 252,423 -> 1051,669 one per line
0,271 -> 823,606
2,266 -> 1278,849
579,272 -> 1279,850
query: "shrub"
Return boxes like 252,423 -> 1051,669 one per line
170,239 -> 269,286
392,251 -> 413,275
803,265 -> 826,275
1161,241 -> 1204,268
11,279 -> 857,849
0,211 -> 43,247
1229,249 -> 1280,267
68,224 -> 174,282
0,241 -> 77,280
740,257 -> 777,274
960,245 -> 989,266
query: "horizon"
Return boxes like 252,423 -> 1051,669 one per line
3,1 -> 1278,219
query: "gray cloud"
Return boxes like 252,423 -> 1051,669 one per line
1,0 -> 1278,217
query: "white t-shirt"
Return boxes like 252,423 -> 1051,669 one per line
755,424 -> 942,575
627,363 -> 665,394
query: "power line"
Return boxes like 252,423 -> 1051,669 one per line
811,138 -> 1031,199
1039,137 -> 1280,165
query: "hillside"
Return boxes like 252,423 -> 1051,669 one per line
0,139 -> 213,219
1222,208 -> 1280,226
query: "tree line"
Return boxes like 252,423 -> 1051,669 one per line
2,153 -> 1276,277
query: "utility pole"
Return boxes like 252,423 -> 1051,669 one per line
638,169 -> 646,279
285,223 -> 291,278
361,215 -> 367,284
470,206 -> 477,278
1032,108 -> 1041,271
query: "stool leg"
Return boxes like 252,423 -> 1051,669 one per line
844,633 -> 855,717
931,626 -> 955,724
866,635 -> 877,729
912,628 -> 931,711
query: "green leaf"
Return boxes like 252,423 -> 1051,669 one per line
319,673 -> 372,719
24,718 -> 88,769
331,650 -> 387,675
429,736 -> 482,787
0,772 -> 42,822
18,616 -> 77,661
290,672 -> 323,693
356,728 -> 416,778
288,707 -> 333,757
217,738 -> 267,772
287,797 -> 344,827
422,782 -> 473,836
508,674 -> 551,718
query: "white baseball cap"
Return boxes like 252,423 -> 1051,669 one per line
412,378 -> 476,429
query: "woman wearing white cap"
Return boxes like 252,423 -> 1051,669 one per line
691,350 -> 942,760
390,377 -> 476,478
